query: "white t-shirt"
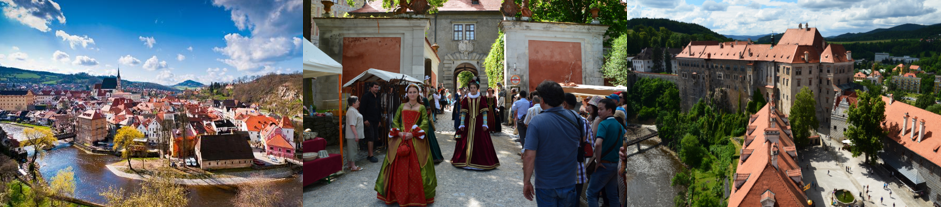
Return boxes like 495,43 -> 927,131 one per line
346,107 -> 364,139
433,93 -> 441,109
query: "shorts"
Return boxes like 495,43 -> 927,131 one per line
363,123 -> 378,142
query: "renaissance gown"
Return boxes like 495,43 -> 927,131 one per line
375,104 -> 437,206
422,96 -> 444,162
451,93 -> 500,170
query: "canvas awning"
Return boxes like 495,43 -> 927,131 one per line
881,152 -> 925,185
343,68 -> 423,87
303,40 -> 342,78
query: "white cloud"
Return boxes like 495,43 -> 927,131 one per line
177,54 -> 185,61
139,36 -> 156,48
636,0 -> 683,9
142,56 -> 168,71
187,46 -> 193,51
71,55 -> 98,66
11,46 -> 18,51
52,50 -> 69,62
55,30 -> 96,50
118,55 -> 140,66
211,0 -> 302,37
213,34 -> 301,71
8,52 -> 27,61
702,0 -> 729,11
203,67 -> 234,83
0,0 -> 66,32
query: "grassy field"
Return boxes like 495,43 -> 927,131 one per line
42,80 -> 57,84
13,73 -> 40,79
829,39 -> 919,44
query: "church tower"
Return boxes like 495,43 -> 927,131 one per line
116,68 -> 122,91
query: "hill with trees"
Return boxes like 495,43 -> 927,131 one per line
0,66 -> 177,91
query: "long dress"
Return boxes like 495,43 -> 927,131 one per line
451,94 -> 500,170
375,104 -> 437,206
422,97 -> 444,162
485,96 -> 497,133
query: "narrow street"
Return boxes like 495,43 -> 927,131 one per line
304,108 -> 538,207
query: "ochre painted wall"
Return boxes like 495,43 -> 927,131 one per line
528,40 -> 582,92
342,37 -> 401,84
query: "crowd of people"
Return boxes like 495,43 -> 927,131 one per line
341,77 -> 636,207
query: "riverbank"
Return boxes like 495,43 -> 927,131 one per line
105,164 -> 296,186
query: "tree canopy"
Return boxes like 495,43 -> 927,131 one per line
114,126 -> 145,171
527,0 -> 627,46
789,87 -> 819,146
483,32 -> 504,89
601,35 -> 631,86
845,89 -> 886,164
456,71 -> 475,89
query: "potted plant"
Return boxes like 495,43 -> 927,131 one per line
501,0 -> 520,20
520,0 -> 533,21
589,2 -> 601,19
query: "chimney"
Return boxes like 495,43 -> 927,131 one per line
806,23 -> 811,31
770,143 -> 779,170
846,51 -> 852,61
910,117 -> 917,140
804,51 -> 810,62
919,120 -> 926,143
901,113 -> 909,135
889,94 -> 894,105
798,23 -> 802,29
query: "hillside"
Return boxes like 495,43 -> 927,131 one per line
231,73 -> 302,117
828,23 -> 941,42
625,18 -> 730,40
0,66 -> 177,91
724,33 -> 771,41
173,80 -> 205,90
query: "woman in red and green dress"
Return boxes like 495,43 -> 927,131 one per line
375,84 -> 437,206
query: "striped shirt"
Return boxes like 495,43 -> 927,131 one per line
570,109 -> 594,184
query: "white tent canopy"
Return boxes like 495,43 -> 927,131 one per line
303,40 -> 342,78
343,68 -> 423,87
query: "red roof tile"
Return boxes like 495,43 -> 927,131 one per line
729,104 -> 807,207
882,96 -> 941,168
266,133 -> 294,149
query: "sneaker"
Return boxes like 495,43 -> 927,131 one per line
367,156 -> 379,163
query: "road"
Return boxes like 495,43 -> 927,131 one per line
304,108 -> 538,207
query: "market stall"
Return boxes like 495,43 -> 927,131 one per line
303,39 -> 343,186
342,69 -> 423,154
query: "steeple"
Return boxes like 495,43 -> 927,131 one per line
116,68 -> 122,91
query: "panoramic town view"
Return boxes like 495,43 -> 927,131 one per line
303,0 -> 941,206
0,0 -> 303,206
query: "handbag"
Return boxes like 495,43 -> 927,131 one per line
585,120 -> 622,175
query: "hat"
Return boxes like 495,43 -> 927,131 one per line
606,93 -> 620,102
425,75 -> 430,80
614,110 -> 626,120
588,96 -> 603,106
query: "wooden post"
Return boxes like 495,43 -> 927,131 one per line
339,74 -> 344,163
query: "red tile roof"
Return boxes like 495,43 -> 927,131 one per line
729,104 -> 807,207
244,115 -> 277,132
279,116 -> 294,129
678,27 -> 850,65
882,96 -> 941,168
266,133 -> 294,149
854,72 -> 867,78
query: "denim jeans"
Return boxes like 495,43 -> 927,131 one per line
586,163 -> 620,207
535,186 -> 576,207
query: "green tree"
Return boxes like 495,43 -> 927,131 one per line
658,87 -> 680,112
456,71 -> 475,89
20,128 -> 56,182
746,89 -> 766,114
915,91 -> 935,109
529,0 -> 627,46
48,167 -> 76,207
652,47 -> 664,73
926,104 -> 941,114
663,46 -> 673,73
845,90 -> 886,164
859,81 -> 883,96
789,87 -> 819,146
679,133 -> 704,168
113,126 -> 145,171
379,0 -> 448,13
483,32 -> 504,89
601,35 -> 632,86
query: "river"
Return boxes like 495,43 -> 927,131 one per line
619,129 -> 686,206
3,123 -> 301,206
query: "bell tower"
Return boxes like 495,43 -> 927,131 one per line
116,68 -> 122,91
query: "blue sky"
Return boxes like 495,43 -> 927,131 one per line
0,0 -> 302,85
624,0 -> 941,36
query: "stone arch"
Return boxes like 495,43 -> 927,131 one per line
453,63 -> 479,90
441,51 -> 486,91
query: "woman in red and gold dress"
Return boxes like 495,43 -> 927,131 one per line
451,77 -> 500,170
375,83 -> 437,206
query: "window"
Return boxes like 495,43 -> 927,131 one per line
809,78 -> 813,86
472,0 -> 479,4
798,79 -> 801,87
465,24 -> 475,40
796,67 -> 802,75
809,66 -> 813,74
453,24 -> 463,40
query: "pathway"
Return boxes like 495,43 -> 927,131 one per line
303,108 -> 537,207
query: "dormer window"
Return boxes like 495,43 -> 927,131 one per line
472,0 -> 479,4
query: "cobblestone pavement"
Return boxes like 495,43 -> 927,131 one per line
802,135 -> 930,207
304,109 -> 538,207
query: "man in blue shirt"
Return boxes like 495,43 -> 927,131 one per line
586,98 -> 624,207
522,80 -> 580,207
511,90 -> 530,148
